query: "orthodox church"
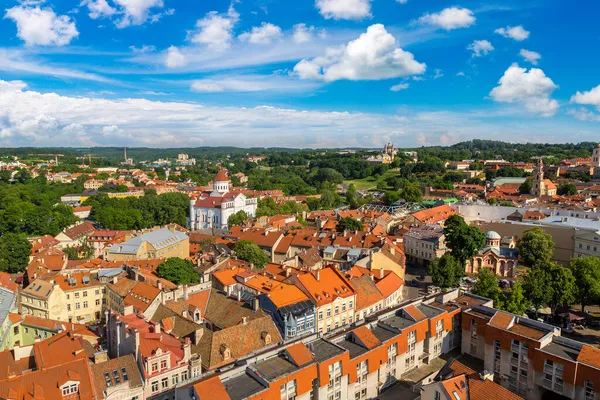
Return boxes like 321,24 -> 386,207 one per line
189,170 -> 258,230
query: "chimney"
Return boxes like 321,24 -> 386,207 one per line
253,297 -> 259,312
316,269 -> 320,281
379,268 -> 385,279
194,328 -> 204,344
237,291 -> 241,302
480,370 -> 494,381
285,267 -> 291,277
154,322 -> 161,334
157,281 -> 162,290
242,316 -> 248,325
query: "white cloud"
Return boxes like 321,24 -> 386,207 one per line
417,7 -> 475,30
519,49 -> 541,65
570,85 -> 600,110
293,23 -> 326,44
129,44 -> 156,53
5,5 -> 79,46
456,71 -> 465,77
294,24 -> 426,82
81,0 -> 117,19
434,69 -> 443,79
190,74 -> 320,93
0,80 -> 28,92
567,108 -> 600,122
396,0 -> 408,3
467,40 -> 494,57
315,0 -> 372,21
102,125 -> 120,136
489,64 -> 559,117
164,46 -> 187,68
390,83 -> 409,91
495,25 -> 529,41
113,0 -> 164,27
239,23 -> 283,44
189,5 -> 239,50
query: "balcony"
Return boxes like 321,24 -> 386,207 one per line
543,379 -> 553,389
511,344 -> 520,353
544,365 -> 554,374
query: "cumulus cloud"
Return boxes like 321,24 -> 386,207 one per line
390,83 -> 409,91
495,25 -> 529,41
4,5 -> 79,46
489,64 -> 559,117
293,23 -> 326,44
567,108 -> 600,122
315,0 -> 372,21
417,7 -> 475,30
519,49 -> 541,65
570,85 -> 600,110
467,40 -> 494,57
164,46 -> 187,68
293,24 -> 426,82
80,0 -> 117,19
189,5 -> 239,50
239,23 -> 283,44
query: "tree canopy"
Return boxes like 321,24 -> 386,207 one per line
570,256 -> 600,312
472,268 -> 501,303
156,257 -> 199,285
336,217 -> 364,233
228,210 -> 249,228
517,227 -> 554,267
234,240 -> 269,268
0,233 -> 32,273
429,254 -> 463,289
443,215 -> 486,265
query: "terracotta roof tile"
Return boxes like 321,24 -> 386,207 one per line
123,281 -> 161,312
577,345 -> 600,369
489,311 -> 514,329
285,343 -> 315,367
403,304 -> 427,322
352,326 -> 381,350
411,204 -> 458,224
194,375 -> 231,400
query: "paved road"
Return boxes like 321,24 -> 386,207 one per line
404,264 -> 433,300
378,381 -> 419,400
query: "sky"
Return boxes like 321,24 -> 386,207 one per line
0,0 -> 599,148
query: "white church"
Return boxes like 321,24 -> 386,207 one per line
189,169 -> 258,230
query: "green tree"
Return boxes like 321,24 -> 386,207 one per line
399,185 -> 422,203
517,227 -> 554,267
382,191 -> 401,206
234,240 -> 269,268
336,217 -> 364,233
545,261 -> 576,314
523,266 -> 550,313
472,268 -> 501,303
346,184 -> 358,209
228,210 -> 249,228
443,215 -> 486,265
0,233 -> 32,273
156,257 -> 199,285
429,254 -> 463,289
519,179 -> 532,195
557,183 -> 577,196
570,256 -> 600,312
499,282 -> 530,315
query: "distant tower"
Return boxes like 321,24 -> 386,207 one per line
593,144 -> 600,168
531,157 -> 545,197
124,147 -> 127,162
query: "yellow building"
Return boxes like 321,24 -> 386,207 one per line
106,226 -> 189,262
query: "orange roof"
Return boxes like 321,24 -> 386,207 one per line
194,375 -> 231,400
468,375 -> 523,400
123,282 -> 161,312
268,284 -> 310,308
296,266 -> 355,306
543,179 -> 557,190
411,204 -> 458,224
489,311 -> 514,329
375,270 -> 404,298
403,304 -> 427,322
214,169 -> 229,182
442,375 -> 468,400
0,272 -> 17,292
577,345 -> 600,369
213,266 -> 247,286
285,343 -> 315,367
351,275 -> 384,311
352,326 -> 381,350
54,272 -> 102,291
186,290 -> 211,314
448,360 -> 476,376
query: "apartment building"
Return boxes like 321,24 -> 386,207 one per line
107,226 -> 189,261
574,230 -> 600,259
461,304 -> 600,400
21,272 -> 106,323
404,224 -> 448,267
184,291 -> 474,400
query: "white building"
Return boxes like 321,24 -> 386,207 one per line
189,170 -> 257,230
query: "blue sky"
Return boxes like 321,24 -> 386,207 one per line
0,0 -> 599,148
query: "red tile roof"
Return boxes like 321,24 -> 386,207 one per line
489,312 -> 514,329
411,204 -> 458,224
403,304 -> 427,322
352,326 -> 381,350
194,375 -> 231,400
577,345 -> 600,369
285,343 -> 315,367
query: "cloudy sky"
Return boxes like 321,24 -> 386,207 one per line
0,0 -> 599,148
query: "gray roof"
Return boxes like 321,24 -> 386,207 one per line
405,224 -> 444,241
0,287 -> 16,332
224,373 -> 266,400
109,227 -> 188,254
538,216 -> 600,232
480,246 -> 518,259
309,338 -> 345,362
98,267 -> 125,278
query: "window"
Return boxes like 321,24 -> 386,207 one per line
151,363 -> 158,373
435,391 -> 441,400
181,370 -> 188,381
342,303 -> 346,312
161,377 -> 168,389
66,294 -> 70,300
172,375 -> 179,386
95,289 -> 100,295
349,300 -> 353,308
327,309 -> 331,317
96,299 -> 100,306
75,292 -> 80,298
585,381 -> 594,400
319,311 -> 323,320
67,304 -> 71,311
151,381 -> 158,393
160,359 -> 167,370
75,303 -> 80,310
83,291 -> 88,297
112,369 -> 121,384
83,301 -> 88,308
121,368 -> 128,381
61,383 -> 78,396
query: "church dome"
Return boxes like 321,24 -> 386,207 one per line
214,169 -> 228,182
486,231 -> 501,240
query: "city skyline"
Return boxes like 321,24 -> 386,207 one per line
0,0 -> 599,148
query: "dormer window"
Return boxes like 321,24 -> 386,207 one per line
220,344 -> 231,360
61,383 -> 79,396
262,331 -> 271,345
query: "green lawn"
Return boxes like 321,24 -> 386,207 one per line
344,169 -> 399,191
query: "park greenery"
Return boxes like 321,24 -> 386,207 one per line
336,217 -> 364,233
442,215 -> 486,266
516,227 -> 554,267
234,240 -> 269,268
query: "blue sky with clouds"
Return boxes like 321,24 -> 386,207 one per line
0,0 -> 599,148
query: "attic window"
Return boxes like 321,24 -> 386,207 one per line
62,383 -> 79,396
